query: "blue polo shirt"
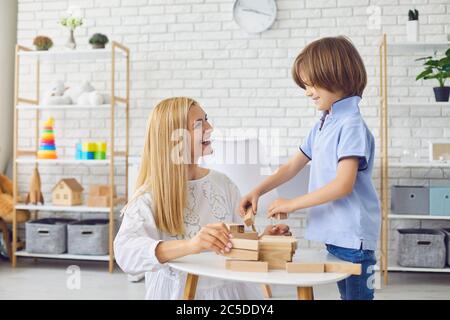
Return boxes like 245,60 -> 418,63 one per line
299,96 -> 381,250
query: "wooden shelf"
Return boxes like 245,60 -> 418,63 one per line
17,48 -> 127,61
16,158 -> 125,166
16,104 -> 124,111
389,214 -> 450,220
15,250 -> 110,262
15,203 -> 123,213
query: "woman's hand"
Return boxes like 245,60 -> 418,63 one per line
188,223 -> 233,255
267,198 -> 296,218
262,224 -> 292,236
239,191 -> 260,216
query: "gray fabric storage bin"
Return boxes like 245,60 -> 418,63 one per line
68,219 -> 109,255
26,218 -> 76,254
391,186 -> 429,215
397,229 -> 446,268
443,229 -> 450,266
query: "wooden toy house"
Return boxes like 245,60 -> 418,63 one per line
52,178 -> 84,206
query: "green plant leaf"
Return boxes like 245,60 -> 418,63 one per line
416,68 -> 433,80
425,60 -> 439,67
445,48 -> 450,57
415,56 -> 432,61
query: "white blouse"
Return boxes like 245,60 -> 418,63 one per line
114,170 -> 264,300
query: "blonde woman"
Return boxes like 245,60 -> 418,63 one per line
114,97 -> 290,300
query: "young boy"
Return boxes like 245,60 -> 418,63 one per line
239,36 -> 380,300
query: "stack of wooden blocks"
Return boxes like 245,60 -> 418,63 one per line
223,223 -> 297,272
223,222 -> 362,275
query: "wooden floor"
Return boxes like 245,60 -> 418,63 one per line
1,259 -> 449,300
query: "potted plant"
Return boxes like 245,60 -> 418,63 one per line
33,36 -> 53,51
59,11 -> 83,50
416,48 -> 450,102
89,33 -> 109,49
406,9 -> 419,42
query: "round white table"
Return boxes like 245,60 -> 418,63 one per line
168,249 -> 354,300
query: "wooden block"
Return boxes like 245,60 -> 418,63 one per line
259,242 -> 294,252
275,213 -> 288,220
266,259 -> 287,270
259,235 -> 297,251
225,260 -> 268,272
230,239 -> 259,251
325,262 -> 362,275
260,250 -> 293,262
222,249 -> 258,261
259,235 -> 296,242
89,185 -> 116,197
286,263 -> 325,273
87,195 -> 110,207
232,231 -> 259,240
243,207 -> 255,227
226,223 -> 244,234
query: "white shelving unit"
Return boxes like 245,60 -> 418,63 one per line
18,48 -> 127,61
15,204 -> 123,213
16,157 -> 126,166
388,102 -> 450,107
389,162 -> 450,169
15,251 -> 109,262
389,214 -> 450,221
379,36 -> 450,283
12,43 -> 130,273
16,103 -> 126,111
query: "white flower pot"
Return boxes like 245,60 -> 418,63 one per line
406,20 -> 419,42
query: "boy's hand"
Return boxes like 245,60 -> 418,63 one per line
267,198 -> 295,218
262,224 -> 292,236
239,191 -> 260,217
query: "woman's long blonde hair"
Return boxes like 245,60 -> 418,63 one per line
129,97 -> 198,236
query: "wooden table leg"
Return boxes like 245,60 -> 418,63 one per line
261,284 -> 272,298
297,287 -> 314,300
183,273 -> 199,300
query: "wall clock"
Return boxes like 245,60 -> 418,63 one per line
233,0 -> 277,34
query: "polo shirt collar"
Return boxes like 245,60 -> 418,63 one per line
330,96 -> 361,118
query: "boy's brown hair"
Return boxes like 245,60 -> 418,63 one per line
292,36 -> 367,97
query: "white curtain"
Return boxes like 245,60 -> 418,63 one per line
0,0 -> 17,173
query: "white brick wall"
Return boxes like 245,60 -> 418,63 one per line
16,0 -> 450,257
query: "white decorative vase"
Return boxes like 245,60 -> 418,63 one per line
66,29 -> 76,49
406,20 -> 419,42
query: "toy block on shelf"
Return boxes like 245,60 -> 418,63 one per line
230,239 -> 259,251
324,262 -> 362,275
225,260 -> 268,272
226,223 -> 244,234
89,184 -> 116,197
286,263 -> 325,273
222,249 -> 259,261
231,231 -> 259,240
87,184 -> 117,207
